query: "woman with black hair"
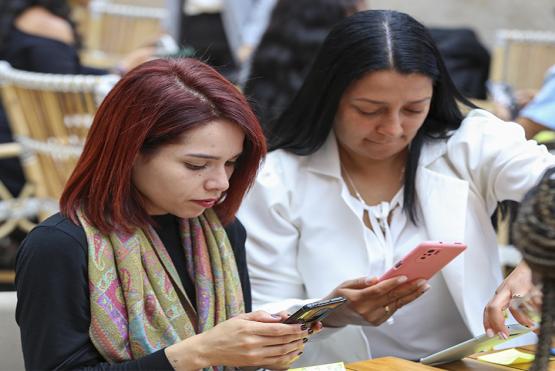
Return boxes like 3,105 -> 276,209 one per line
242,0 -> 364,132
237,10 -> 555,366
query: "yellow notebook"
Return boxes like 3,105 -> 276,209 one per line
477,348 -> 534,365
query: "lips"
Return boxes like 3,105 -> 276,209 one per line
366,139 -> 393,145
191,199 -> 218,208
365,139 -> 395,145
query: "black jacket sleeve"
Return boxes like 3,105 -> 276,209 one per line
15,218 -> 172,370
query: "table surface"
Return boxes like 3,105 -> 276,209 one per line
346,345 -> 555,371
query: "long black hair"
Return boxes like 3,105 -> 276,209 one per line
0,0 -> 79,50
243,0 -> 361,131
269,10 -> 474,223
513,167 -> 555,371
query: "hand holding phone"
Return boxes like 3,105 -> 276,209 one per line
283,297 -> 347,325
379,241 -> 466,282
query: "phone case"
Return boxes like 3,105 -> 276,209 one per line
283,297 -> 347,324
379,241 -> 467,282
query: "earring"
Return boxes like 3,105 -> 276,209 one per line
217,192 -> 227,205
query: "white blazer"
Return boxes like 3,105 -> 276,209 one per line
237,110 -> 555,366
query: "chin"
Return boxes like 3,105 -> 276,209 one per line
183,208 -> 206,219
360,151 -> 394,161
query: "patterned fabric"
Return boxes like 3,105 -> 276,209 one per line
79,208 -> 244,363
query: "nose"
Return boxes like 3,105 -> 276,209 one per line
205,166 -> 230,193
376,112 -> 403,138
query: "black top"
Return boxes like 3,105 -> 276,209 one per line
0,28 -> 106,75
15,213 -> 251,370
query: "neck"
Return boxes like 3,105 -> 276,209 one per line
338,144 -> 407,206
338,146 -> 408,177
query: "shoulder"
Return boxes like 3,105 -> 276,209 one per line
17,213 -> 87,268
447,109 -> 528,148
14,7 -> 74,45
257,149 -> 308,187
422,109 -> 542,169
435,109 -> 554,175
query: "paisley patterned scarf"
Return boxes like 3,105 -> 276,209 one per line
79,208 -> 244,364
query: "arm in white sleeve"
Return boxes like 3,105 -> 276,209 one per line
448,109 -> 555,213
237,154 -> 316,314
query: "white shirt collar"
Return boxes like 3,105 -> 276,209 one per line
305,130 -> 449,179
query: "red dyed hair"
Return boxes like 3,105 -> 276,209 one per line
60,58 -> 266,233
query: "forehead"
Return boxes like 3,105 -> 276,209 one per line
171,119 -> 245,153
343,70 -> 433,101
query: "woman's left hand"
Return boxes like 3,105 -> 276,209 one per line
483,261 -> 536,338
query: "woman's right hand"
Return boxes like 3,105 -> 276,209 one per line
166,311 -> 308,370
323,275 -> 430,327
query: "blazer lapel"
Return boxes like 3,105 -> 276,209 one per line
416,143 -> 471,328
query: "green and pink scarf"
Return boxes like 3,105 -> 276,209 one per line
78,208 -> 244,363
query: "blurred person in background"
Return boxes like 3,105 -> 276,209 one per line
180,0 -> 276,82
0,0 -> 106,75
0,0 -> 154,198
514,65 -> 555,140
0,0 -> 158,276
429,28 -> 490,100
493,66 -> 555,140
242,0 -> 365,133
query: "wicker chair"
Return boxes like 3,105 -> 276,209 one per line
82,1 -> 174,69
490,29 -> 555,91
0,61 -> 118,223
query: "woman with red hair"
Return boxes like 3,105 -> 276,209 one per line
15,58 -> 308,370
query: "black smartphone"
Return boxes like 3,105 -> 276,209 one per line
283,297 -> 347,325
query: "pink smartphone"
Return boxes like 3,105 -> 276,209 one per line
379,241 -> 467,282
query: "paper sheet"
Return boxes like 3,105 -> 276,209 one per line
477,348 -> 535,365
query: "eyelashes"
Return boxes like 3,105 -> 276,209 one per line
184,163 -> 207,170
184,161 -> 237,171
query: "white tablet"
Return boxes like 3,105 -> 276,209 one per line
420,324 -> 532,366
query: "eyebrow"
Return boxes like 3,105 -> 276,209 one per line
184,152 -> 242,160
353,97 -> 432,104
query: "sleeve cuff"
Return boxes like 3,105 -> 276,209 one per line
138,348 -> 174,370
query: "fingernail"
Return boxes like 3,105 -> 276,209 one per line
365,276 -> 376,284
498,332 -> 508,340
308,329 -> 314,335
486,329 -> 495,338
416,279 -> 427,287
422,284 -> 431,291
271,314 -> 281,318
300,324 -> 307,330
397,276 -> 408,283
303,338 -> 308,343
